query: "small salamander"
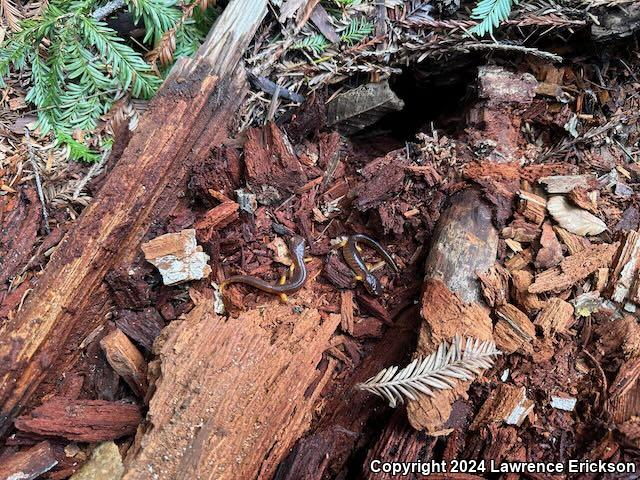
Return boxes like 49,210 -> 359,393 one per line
341,234 -> 399,297
220,235 -> 308,302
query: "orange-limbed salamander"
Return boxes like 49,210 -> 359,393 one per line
341,234 -> 399,297
220,235 -> 307,302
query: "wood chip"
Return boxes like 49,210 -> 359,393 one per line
340,290 -> 355,335
494,304 -> 536,354
529,242 -> 619,294
142,229 -> 211,285
501,218 -> 540,243
470,384 -> 533,429
547,196 -> 607,236
535,222 -> 563,269
511,269 -> 546,313
568,186 -> 597,213
477,264 -> 510,307
534,297 -> 574,337
194,201 -> 239,233
608,230 -> 640,304
539,174 -> 596,193
554,226 -> 591,254
0,441 -> 57,480
505,248 -> 532,272
100,329 -> 148,398
517,190 -> 546,225
14,398 -> 142,442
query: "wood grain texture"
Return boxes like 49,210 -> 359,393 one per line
0,441 -> 57,480
123,292 -> 340,480
0,0 -> 267,436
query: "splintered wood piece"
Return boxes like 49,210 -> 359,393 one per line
608,230 -> 640,304
511,269 -> 546,313
0,0 -> 267,435
340,290 -> 355,335
554,226 -> 591,254
535,222 -> 563,269
142,229 -> 211,285
122,297 -> 340,479
534,297 -> 574,337
501,218 -> 539,243
494,304 -> 536,354
100,329 -> 148,398
529,242 -> 619,294
568,186 -> 597,213
517,190 -> 546,225
0,441 -> 57,480
477,264 -> 510,307
505,248 -> 533,272
539,174 -> 596,194
470,384 -> 533,429
14,398 -> 142,442
195,201 -> 239,233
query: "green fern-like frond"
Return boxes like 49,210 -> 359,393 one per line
340,17 -> 373,45
79,16 -> 162,98
56,131 -> 100,162
469,0 -> 515,37
292,34 -> 330,55
125,0 -> 181,45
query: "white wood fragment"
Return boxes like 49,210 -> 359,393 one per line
142,229 -> 211,286
550,395 -> 577,412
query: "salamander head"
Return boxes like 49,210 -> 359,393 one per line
363,273 -> 383,296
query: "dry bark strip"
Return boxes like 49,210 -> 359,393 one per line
0,0 -> 268,436
14,398 -> 141,442
122,292 -> 340,480
0,441 -> 57,480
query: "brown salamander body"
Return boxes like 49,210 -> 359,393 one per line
342,234 -> 398,296
221,235 -> 307,300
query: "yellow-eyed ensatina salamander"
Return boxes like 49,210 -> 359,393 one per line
220,235 -> 307,302
341,234 -> 399,297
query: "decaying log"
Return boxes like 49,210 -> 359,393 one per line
0,441 -> 57,480
14,398 -> 141,442
123,288 -> 340,480
0,0 -> 268,436
100,329 -> 148,398
274,308 -> 420,480
408,189 -> 497,432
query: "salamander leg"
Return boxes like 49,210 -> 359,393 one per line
278,274 -> 287,285
279,293 -> 289,303
353,274 -> 363,282
303,257 -> 313,263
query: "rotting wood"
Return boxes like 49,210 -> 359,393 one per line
608,230 -> 640,304
535,222 -> 563,269
0,441 -> 57,480
14,398 -> 141,442
517,190 -> 546,225
0,0 -> 268,436
122,287 -> 340,480
511,269 -> 546,313
275,308 -> 420,480
539,174 -> 596,194
534,298 -> 574,338
100,329 -> 148,398
470,384 -> 533,430
529,242 -> 619,294
494,303 -> 536,354
407,189 -> 497,433
477,264 -> 509,307
553,226 -> 591,254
